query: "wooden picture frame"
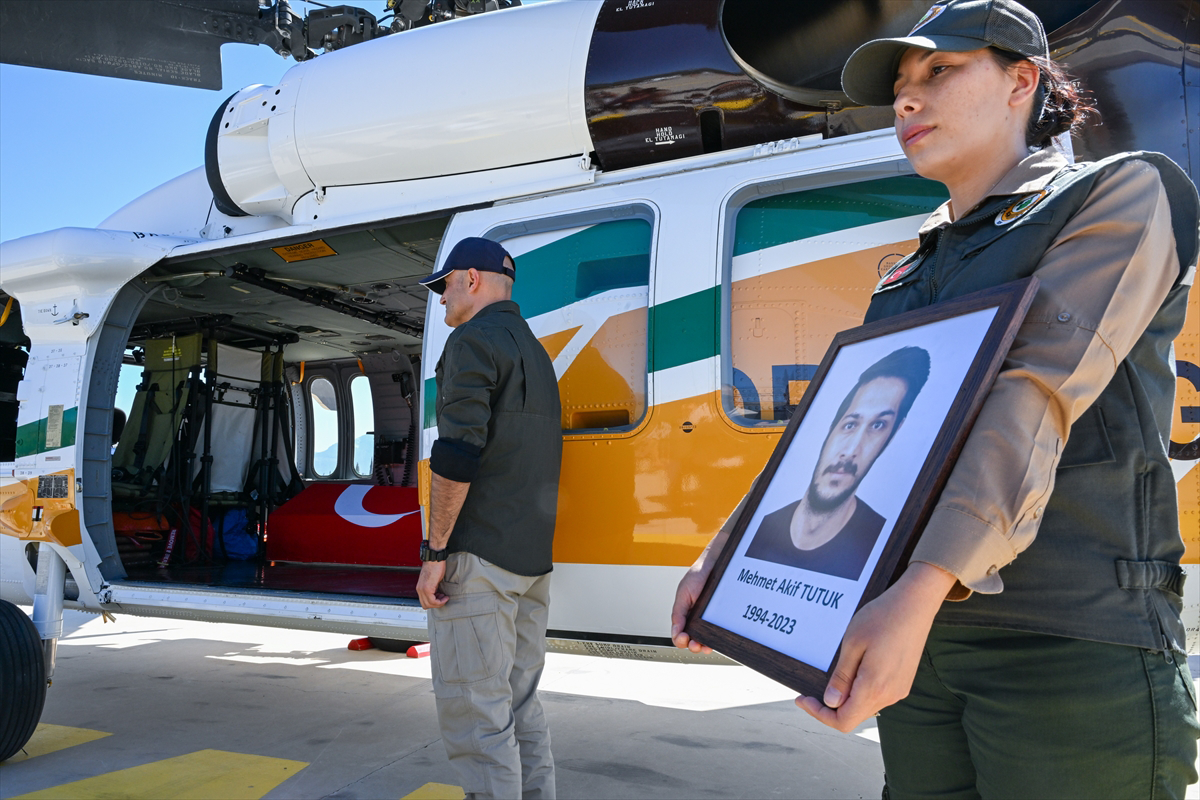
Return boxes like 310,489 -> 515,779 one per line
686,278 -> 1039,698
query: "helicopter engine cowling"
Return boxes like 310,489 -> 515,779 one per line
201,0 -> 1167,227
205,0 -> 602,221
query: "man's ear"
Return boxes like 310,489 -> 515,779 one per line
464,268 -> 481,293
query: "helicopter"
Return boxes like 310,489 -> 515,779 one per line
0,0 -> 1196,764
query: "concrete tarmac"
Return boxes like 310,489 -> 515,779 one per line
1,609 -> 887,799
4,610 -> 1197,799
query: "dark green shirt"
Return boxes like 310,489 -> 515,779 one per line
432,300 -> 562,575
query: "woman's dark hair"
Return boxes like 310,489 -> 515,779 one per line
989,48 -> 1099,149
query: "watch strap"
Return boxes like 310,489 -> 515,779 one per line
420,542 -> 448,562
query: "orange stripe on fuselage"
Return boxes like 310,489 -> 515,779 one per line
553,393 -> 776,566
537,326 -> 581,362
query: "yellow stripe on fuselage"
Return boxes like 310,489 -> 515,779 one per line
553,392 -> 776,566
1173,263 -> 1198,562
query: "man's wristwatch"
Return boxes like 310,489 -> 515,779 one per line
420,542 -> 448,562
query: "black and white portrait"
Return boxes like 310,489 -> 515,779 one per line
745,347 -> 930,580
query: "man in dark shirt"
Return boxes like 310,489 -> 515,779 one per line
745,347 -> 929,581
416,237 -> 563,800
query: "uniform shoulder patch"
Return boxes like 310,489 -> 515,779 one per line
995,187 -> 1052,226
874,256 -> 922,293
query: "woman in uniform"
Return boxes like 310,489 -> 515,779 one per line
672,0 -> 1199,796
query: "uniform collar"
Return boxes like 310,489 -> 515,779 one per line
919,148 -> 1070,235
472,299 -> 521,320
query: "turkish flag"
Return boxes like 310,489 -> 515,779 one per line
267,484 -> 423,567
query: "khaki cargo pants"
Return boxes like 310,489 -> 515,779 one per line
428,553 -> 554,799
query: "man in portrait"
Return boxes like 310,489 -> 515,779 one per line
745,346 -> 930,580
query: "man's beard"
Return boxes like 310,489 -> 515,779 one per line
805,460 -> 860,513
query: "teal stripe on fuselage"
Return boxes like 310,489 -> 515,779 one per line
424,377 -> 437,430
732,176 -> 946,256
649,288 -> 719,373
14,406 -> 78,458
511,219 -> 653,319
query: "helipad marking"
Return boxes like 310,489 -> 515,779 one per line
401,782 -> 465,799
1,724 -> 111,763
12,749 -> 307,799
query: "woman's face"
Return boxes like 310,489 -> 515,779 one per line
892,47 -> 1031,188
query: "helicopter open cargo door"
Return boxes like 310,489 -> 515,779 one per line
0,227 -> 198,599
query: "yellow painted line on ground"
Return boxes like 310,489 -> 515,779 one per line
401,782 -> 465,800
12,749 -> 307,800
2,723 -> 111,763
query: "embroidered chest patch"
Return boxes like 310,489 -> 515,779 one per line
875,257 -> 922,292
995,188 -> 1051,225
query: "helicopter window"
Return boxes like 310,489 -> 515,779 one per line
113,357 -> 143,448
497,214 -> 653,433
722,174 -> 947,428
310,376 -> 340,478
350,375 -> 374,478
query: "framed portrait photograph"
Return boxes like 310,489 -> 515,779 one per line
685,278 -> 1040,698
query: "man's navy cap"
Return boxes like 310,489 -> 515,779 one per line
420,237 -> 516,295
841,0 -> 1049,107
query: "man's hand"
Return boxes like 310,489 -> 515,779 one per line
796,561 -> 956,732
670,531 -> 729,653
417,560 -> 449,609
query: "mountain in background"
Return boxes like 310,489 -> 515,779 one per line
313,434 -> 373,476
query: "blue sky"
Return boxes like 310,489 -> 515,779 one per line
1,1 -> 560,243
0,42 -> 292,243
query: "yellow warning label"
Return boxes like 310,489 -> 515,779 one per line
272,240 -> 337,262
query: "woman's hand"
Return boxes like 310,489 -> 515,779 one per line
796,561 -> 956,732
670,531 -> 729,653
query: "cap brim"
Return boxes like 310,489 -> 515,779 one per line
841,34 -> 992,106
418,266 -> 452,295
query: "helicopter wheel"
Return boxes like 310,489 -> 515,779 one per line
0,599 -> 47,762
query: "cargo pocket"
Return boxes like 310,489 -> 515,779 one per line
1179,660 -> 1198,713
430,591 -> 503,685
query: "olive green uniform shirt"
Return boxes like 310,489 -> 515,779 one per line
432,300 -> 562,576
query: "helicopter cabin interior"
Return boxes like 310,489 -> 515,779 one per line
92,215 -> 451,600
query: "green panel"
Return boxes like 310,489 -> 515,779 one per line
650,288 -> 719,373
732,176 -> 948,256
510,219 -> 652,319
423,377 -> 437,430
14,406 -> 78,458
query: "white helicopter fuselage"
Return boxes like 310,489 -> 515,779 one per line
0,0 -> 1197,762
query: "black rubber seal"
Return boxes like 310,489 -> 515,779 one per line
205,91 -> 249,218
